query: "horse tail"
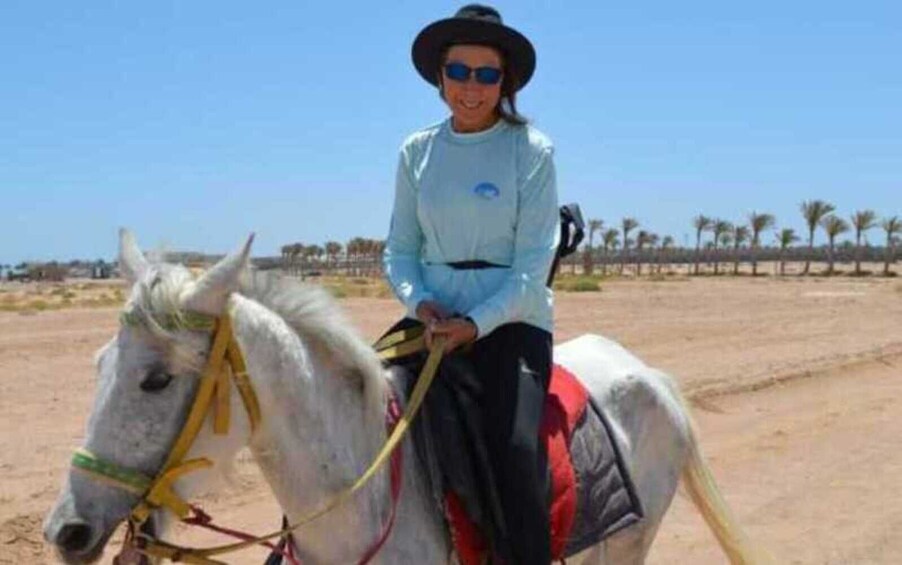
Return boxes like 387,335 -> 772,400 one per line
678,397 -> 772,565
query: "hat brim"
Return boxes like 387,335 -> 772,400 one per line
412,18 -> 536,90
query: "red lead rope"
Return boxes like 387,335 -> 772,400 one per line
183,506 -> 294,562
355,394 -> 404,564
180,393 -> 405,565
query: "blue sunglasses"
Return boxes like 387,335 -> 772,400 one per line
443,62 -> 503,85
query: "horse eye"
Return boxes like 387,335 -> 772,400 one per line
140,368 -> 174,392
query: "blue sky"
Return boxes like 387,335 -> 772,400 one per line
2,1 -> 899,264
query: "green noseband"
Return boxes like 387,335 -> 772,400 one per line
71,449 -> 153,495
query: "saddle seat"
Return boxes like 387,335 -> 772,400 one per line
395,362 -> 642,564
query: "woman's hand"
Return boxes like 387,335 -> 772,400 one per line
426,317 -> 478,353
415,300 -> 452,325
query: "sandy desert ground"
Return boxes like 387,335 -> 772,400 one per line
2,275 -> 901,564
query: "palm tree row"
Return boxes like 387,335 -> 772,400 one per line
580,201 -> 900,277
280,238 -> 387,276
280,201 -> 899,279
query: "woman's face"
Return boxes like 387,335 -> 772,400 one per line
441,44 -> 503,133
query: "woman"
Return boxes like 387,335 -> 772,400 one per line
383,5 -> 559,564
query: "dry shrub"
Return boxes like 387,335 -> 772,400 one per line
320,278 -> 392,299
328,286 -> 348,299
84,293 -> 121,308
554,276 -> 602,292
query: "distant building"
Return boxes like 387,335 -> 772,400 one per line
7,267 -> 31,282
30,263 -> 68,282
92,260 -> 112,279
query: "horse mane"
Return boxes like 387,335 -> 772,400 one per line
239,269 -> 389,411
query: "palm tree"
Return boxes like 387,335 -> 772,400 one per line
659,235 -> 675,274
748,212 -> 776,276
800,200 -> 835,274
635,230 -> 649,275
280,244 -> 294,272
692,215 -> 712,275
308,244 -> 325,264
584,219 -> 604,275
648,233 -> 660,274
635,231 -> 659,276
371,239 -> 386,276
284,243 -> 303,275
851,210 -> 877,275
732,225 -> 750,275
601,228 -> 619,276
620,217 -> 639,275
776,228 -> 799,276
325,241 -> 343,272
711,219 -> 733,275
882,216 -> 901,276
821,215 -> 850,275
346,237 -> 365,276
721,232 -> 734,251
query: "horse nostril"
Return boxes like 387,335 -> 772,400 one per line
56,522 -> 94,554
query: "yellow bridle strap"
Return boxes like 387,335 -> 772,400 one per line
132,312 -> 263,522
72,309 -> 262,527
136,336 -> 446,562
131,458 -> 214,522
158,314 -> 233,474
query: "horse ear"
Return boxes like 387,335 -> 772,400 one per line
181,234 -> 255,315
119,228 -> 149,285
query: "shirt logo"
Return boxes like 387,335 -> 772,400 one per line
472,182 -> 500,199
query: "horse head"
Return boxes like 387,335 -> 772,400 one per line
43,229 -> 254,564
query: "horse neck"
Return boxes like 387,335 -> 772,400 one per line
230,295 -> 394,560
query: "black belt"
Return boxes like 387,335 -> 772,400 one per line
443,260 -> 510,270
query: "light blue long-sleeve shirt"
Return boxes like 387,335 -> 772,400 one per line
383,118 -> 559,338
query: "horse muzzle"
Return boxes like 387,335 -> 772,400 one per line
44,514 -> 113,564
44,496 -> 156,565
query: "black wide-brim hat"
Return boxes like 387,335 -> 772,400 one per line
412,4 -> 536,91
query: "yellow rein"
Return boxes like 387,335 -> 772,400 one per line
73,310 -> 439,564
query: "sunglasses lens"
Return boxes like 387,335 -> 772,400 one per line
474,67 -> 502,85
444,63 -> 471,82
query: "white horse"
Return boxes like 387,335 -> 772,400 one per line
44,232 -> 762,564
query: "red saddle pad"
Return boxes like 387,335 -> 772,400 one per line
445,363 -> 589,563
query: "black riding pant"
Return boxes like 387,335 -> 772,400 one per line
471,322 -> 552,565
385,318 -> 552,565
